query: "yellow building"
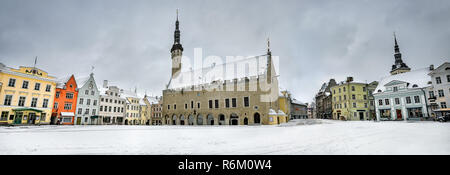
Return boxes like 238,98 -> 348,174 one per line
331,77 -> 372,121
122,89 -> 142,125
0,63 -> 57,125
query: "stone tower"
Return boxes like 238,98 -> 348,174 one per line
171,10 -> 183,78
390,33 -> 411,75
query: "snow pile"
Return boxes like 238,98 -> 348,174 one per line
279,119 -> 331,127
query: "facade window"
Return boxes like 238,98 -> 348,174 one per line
64,103 -> 72,110
339,96 -> 341,101
214,100 -> 219,109
85,90 -> 89,95
1,111 -> 9,121
393,86 -> 398,92
56,92 -> 60,98
34,83 -> 40,90
92,109 -> 96,115
429,91 -> 435,98
385,99 -> 390,105
174,104 -> 176,110
197,102 -> 200,109
436,77 -> 442,84
414,96 -> 420,103
406,97 -> 412,104
78,108 -> 82,114
438,90 -> 445,97
208,100 -> 213,109
185,104 -> 188,109
109,106 -> 111,112
363,87 -> 366,92
85,108 -> 90,115
363,95 -> 367,100
344,103 -> 347,108
244,97 -> 249,107
343,95 -> 346,100
22,81 -> 29,89
191,101 -> 194,108
31,98 -> 38,107
79,98 -> 84,105
343,87 -> 346,92
8,78 -> 16,87
364,103 -> 368,108
54,102 -> 58,109
339,88 -> 341,93
93,100 -> 97,106
352,103 -> 356,108
42,99 -> 49,108
3,95 -> 12,106
87,99 -> 91,105
66,93 -> 74,99
395,98 -> 400,105
100,106 -> 103,112
101,98 -> 104,102
447,75 -> 450,82
232,98 -> 237,107
45,85 -> 51,92
114,107 -> 116,112
352,95 -> 355,100
351,86 -> 355,91
91,91 -> 94,95
378,99 -> 383,106
168,105 -> 170,110
441,102 -> 447,109
18,96 -> 26,106
225,99 -> 230,108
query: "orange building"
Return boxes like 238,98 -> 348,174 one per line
51,75 -> 78,125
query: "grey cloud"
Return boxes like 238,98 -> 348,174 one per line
1,0 -> 449,102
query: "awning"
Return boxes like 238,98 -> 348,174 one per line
433,108 -> 450,112
12,108 -> 43,113
90,115 -> 99,119
60,112 -> 75,117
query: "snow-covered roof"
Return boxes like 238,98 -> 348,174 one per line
121,89 -> 139,99
268,109 -> 277,115
56,75 -> 72,88
139,99 -> 147,105
168,55 -> 269,89
291,99 -> 306,106
145,96 -> 160,104
277,110 -> 286,116
374,67 -> 431,93
75,75 -> 91,87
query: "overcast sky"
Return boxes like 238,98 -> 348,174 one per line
1,0 -> 449,103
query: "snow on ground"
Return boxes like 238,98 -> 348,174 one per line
0,119 -> 449,155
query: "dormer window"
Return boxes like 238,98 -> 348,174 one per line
412,84 -> 418,88
393,87 -> 398,92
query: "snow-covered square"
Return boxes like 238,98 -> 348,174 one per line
0,119 -> 449,155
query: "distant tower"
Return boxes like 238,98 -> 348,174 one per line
266,38 -> 272,84
390,33 -> 411,75
171,9 -> 183,78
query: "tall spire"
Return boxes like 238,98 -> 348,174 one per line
171,9 -> 183,52
390,32 -> 410,75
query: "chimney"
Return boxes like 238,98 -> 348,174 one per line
429,64 -> 434,71
346,77 -> 353,83
103,80 -> 108,88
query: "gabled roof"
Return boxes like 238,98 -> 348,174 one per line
374,67 -> 431,93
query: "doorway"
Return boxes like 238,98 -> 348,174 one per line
359,112 -> 364,120
396,109 -> 402,120
244,117 -> 248,125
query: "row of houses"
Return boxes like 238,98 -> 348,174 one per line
315,35 -> 449,121
0,62 -> 163,126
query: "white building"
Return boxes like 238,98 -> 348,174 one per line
426,62 -> 450,118
98,80 -> 126,125
374,67 -> 432,121
74,73 -> 100,125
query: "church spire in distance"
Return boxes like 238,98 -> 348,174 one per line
390,32 -> 411,75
